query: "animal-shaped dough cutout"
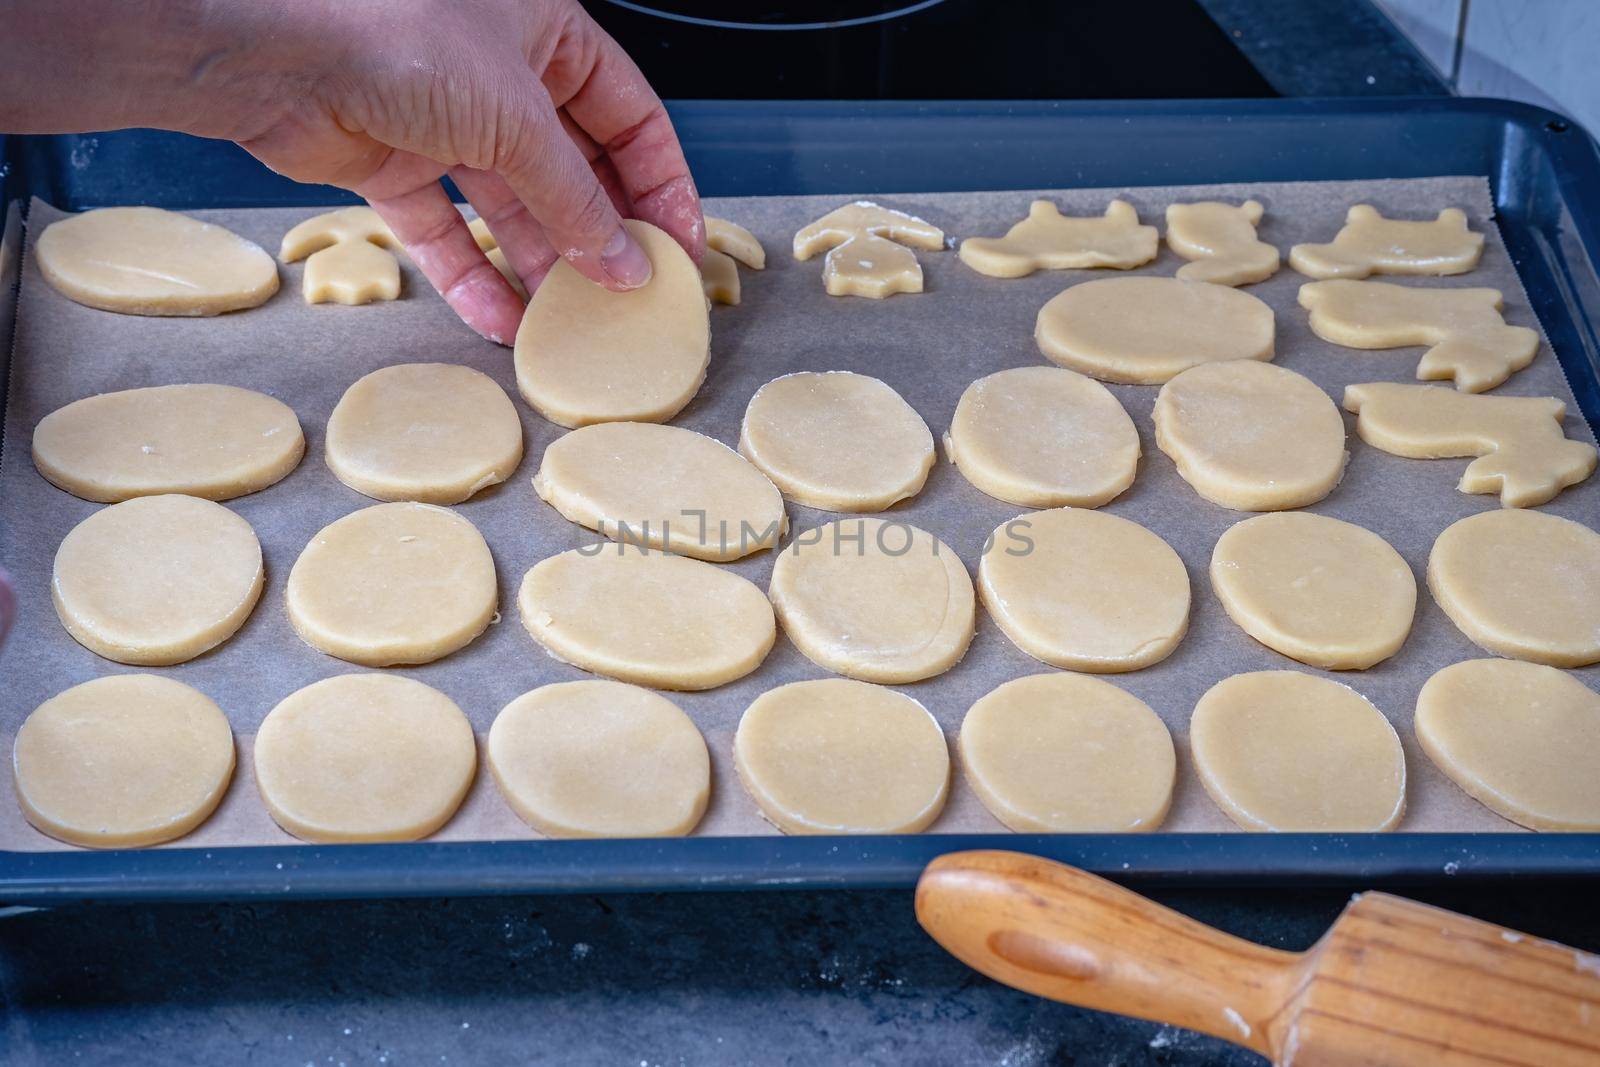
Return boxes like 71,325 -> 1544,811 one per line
1300,280 -> 1538,393
1166,200 -> 1279,286
467,217 -> 527,300
280,206 -> 403,304
958,200 -> 1157,278
1343,382 -> 1597,507
702,216 -> 765,305
1290,205 -> 1483,279
792,200 -> 944,299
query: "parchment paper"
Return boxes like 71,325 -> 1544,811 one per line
3,176 -> 1597,852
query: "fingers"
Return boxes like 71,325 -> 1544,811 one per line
0,568 -> 14,651
450,166 -> 560,295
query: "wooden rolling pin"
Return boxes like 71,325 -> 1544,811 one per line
916,850 -> 1600,1066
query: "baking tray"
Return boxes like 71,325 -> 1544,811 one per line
2,98 -> 1599,903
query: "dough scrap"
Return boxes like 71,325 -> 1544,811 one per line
325,363 -> 524,505
1300,280 -> 1539,393
959,673 -> 1174,832
36,206 -> 279,316
515,220 -> 709,427
280,206 -> 403,304
286,502 -> 497,666
944,366 -> 1139,509
792,200 -> 945,298
32,383 -> 304,503
1427,509 -> 1600,668
1211,513 -> 1416,670
14,675 -> 234,848
1290,205 -> 1484,279
488,680 -> 710,838
1416,659 -> 1600,831
702,216 -> 765,305
518,545 -> 775,690
734,678 -> 949,834
739,372 -> 934,512
534,421 -> 785,561
1153,360 -> 1346,511
1191,671 -> 1406,832
769,517 -> 974,683
978,507 -> 1189,673
1166,200 -> 1280,287
958,199 -> 1157,278
1343,382 -> 1597,507
467,216 -> 528,299
1035,276 -> 1275,384
53,494 -> 263,665
254,674 -> 476,843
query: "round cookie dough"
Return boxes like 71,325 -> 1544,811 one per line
325,363 -> 523,505
959,673 -> 1175,832
944,366 -> 1139,509
768,517 -> 974,683
738,372 -> 935,511
488,680 -> 710,838
14,675 -> 235,848
1035,276 -> 1275,384
1428,510 -> 1600,668
518,545 -> 775,690
32,384 -> 304,503
254,674 -> 476,843
1416,659 -> 1600,831
1191,671 -> 1406,832
535,422 -> 786,561
286,502 -> 497,666
1153,361 -> 1347,511
978,507 -> 1188,673
36,206 -> 279,315
514,220 -> 709,428
734,678 -> 950,834
53,494 -> 263,665
1211,513 -> 1416,670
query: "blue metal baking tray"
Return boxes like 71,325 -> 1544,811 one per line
3,98 -> 1599,903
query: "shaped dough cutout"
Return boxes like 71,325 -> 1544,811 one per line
1166,200 -> 1279,286
32,383 -> 304,503
1289,205 -> 1483,279
1300,280 -> 1539,392
1343,382 -> 1597,507
1416,659 -> 1600,831
792,200 -> 945,299
468,216 -> 528,300
702,217 -> 765,305
280,206 -> 403,305
958,200 -> 1157,278
36,206 -> 279,316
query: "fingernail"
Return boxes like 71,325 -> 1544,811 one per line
601,228 -> 652,289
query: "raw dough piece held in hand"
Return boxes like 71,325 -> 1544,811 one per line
1290,205 -> 1483,279
36,207 -> 278,316
1343,382 -> 1596,507
1154,361 -> 1346,511
1191,671 -> 1406,832
326,363 -> 523,505
254,674 -> 475,843
534,422 -> 785,561
792,201 -> 945,299
739,372 -> 934,512
945,367 -> 1139,509
280,206 -> 403,305
958,200 -> 1157,278
959,673 -> 1175,832
702,217 -> 765,305
53,494 -> 263,665
14,676 -> 234,849
1300,280 -> 1539,392
1035,276 -> 1274,384
488,680 -> 710,838
1166,200 -> 1279,286
735,679 -> 949,834
468,217 -> 527,300
515,220 -> 709,426
33,384 -> 303,503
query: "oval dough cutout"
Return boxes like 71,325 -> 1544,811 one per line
14,675 -> 235,848
734,678 -> 949,834
1191,671 -> 1406,832
739,372 -> 934,512
488,680 -> 710,838
254,674 -> 476,843
959,673 -> 1175,832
